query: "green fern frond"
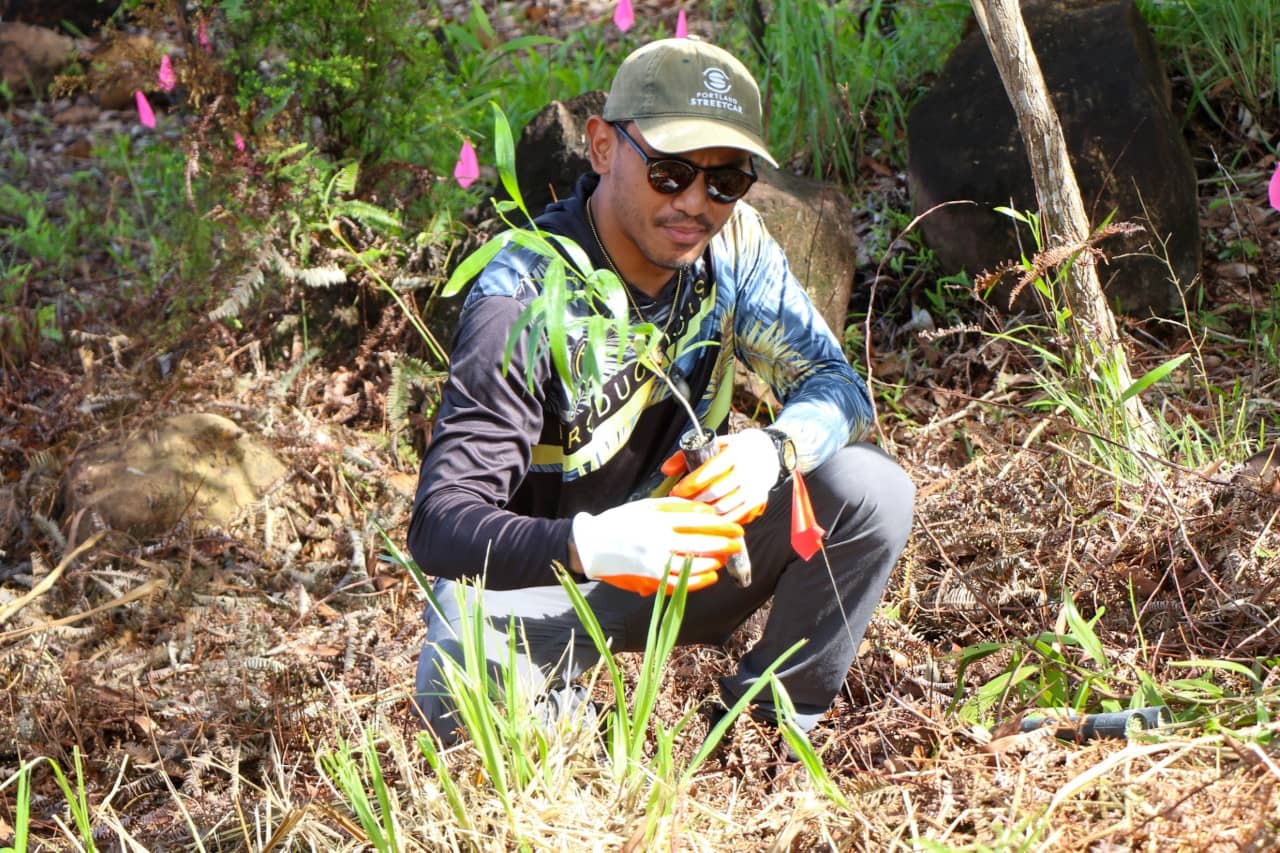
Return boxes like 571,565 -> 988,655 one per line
333,199 -> 402,233
295,266 -> 347,287
27,449 -> 59,473
269,247 -> 296,278
272,347 -> 321,400
332,162 -> 359,197
388,355 -> 443,425
209,264 -> 266,321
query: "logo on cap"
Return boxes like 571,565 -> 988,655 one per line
703,67 -> 732,94
690,66 -> 744,115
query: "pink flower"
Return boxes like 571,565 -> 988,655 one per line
234,132 -> 246,152
454,139 -> 479,189
1270,162 -> 1280,213
158,54 -> 176,93
198,18 -> 211,52
676,8 -> 688,37
614,0 -> 634,32
135,90 -> 156,128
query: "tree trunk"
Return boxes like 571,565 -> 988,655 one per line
969,0 -> 1159,455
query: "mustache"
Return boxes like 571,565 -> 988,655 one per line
655,213 -> 713,231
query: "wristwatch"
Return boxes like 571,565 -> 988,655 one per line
762,428 -> 797,483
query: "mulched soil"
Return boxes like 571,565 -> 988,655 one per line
2,2 -> 1279,849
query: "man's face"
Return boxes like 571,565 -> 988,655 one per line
589,119 -> 752,283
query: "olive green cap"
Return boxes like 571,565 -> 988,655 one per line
602,37 -> 778,168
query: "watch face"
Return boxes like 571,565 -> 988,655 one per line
781,439 -> 797,472
767,429 -> 796,472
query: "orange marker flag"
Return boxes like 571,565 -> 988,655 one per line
790,470 -> 825,560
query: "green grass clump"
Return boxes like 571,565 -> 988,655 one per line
0,130 -> 215,363
1139,0 -> 1280,129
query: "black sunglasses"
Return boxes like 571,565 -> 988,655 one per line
613,123 -> 757,204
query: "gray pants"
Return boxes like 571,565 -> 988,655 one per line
413,441 -> 915,742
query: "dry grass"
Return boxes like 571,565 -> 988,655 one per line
1,325 -> 1277,849
2,11 -> 1280,845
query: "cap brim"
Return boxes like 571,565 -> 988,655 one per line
633,116 -> 779,169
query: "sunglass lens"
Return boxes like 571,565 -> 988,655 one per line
706,170 -> 753,202
644,154 -> 755,202
648,161 -> 698,195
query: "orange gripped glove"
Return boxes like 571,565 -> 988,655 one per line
660,429 -> 779,525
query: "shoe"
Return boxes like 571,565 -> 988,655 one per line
532,683 -> 603,740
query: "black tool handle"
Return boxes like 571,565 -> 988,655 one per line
680,429 -> 751,588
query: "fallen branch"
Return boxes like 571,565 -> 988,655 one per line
0,574 -> 161,643
0,531 -> 105,627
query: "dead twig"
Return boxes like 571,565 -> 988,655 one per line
0,530 -> 104,627
0,576 -> 162,644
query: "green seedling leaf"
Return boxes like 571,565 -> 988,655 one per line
1173,658 -> 1263,691
499,34 -> 560,53
580,314 -> 610,397
490,103 -> 525,213
1063,596 -> 1108,669
442,237 -> 505,297
995,205 -> 1034,226
957,641 -> 1008,668
1120,352 -> 1191,402
587,267 -> 630,323
501,299 -> 543,390
1165,677 -> 1226,702
504,227 -> 563,262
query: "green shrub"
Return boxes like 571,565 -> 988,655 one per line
218,0 -> 553,167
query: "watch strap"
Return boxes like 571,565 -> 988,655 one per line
762,428 -> 796,482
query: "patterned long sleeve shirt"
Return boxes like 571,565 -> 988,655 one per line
407,174 -> 873,588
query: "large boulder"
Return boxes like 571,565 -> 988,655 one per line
743,163 -> 855,338
1,0 -> 122,32
0,23 -> 77,97
907,0 -> 1200,316
515,90 -> 607,216
516,92 -> 855,337
60,413 -> 288,541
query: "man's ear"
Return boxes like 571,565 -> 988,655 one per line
585,116 -> 614,174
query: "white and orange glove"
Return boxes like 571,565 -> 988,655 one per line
571,497 -> 745,596
661,429 -> 780,525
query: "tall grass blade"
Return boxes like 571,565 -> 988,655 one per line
0,760 -> 33,853
1120,353 -> 1190,403
42,750 -> 97,853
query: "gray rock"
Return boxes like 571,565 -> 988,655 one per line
907,0 -> 1200,316
746,163 -> 855,340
